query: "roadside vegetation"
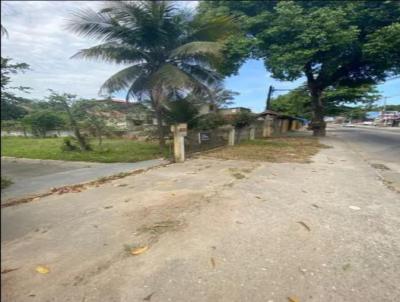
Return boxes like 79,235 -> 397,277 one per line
205,137 -> 328,163
1,177 -> 13,189
1,137 -> 167,163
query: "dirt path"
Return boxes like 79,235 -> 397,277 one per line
1,137 -> 399,302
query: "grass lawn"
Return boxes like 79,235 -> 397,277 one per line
204,137 -> 328,163
1,137 -> 169,163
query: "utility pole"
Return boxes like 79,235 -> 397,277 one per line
266,85 -> 274,111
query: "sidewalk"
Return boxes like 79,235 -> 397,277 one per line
1,157 -> 168,202
2,137 -> 399,302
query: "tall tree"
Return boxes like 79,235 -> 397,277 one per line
67,1 -> 235,146
200,0 -> 400,136
271,84 -> 380,119
1,57 -> 31,120
46,91 -> 91,151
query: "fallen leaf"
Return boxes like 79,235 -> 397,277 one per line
255,196 -> 262,199
297,221 -> 311,231
35,265 -> 50,274
311,204 -> 320,209
288,297 -> 300,302
131,246 -> 149,256
143,292 -> 155,301
210,257 -> 216,269
1,268 -> 19,274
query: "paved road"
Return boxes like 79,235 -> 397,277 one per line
1,157 -> 168,202
2,138 -> 400,302
329,126 -> 400,163
328,125 -> 400,191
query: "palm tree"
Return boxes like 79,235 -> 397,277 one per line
67,1 -> 234,146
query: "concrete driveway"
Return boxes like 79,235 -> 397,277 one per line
1,157 -> 168,202
2,136 -> 399,302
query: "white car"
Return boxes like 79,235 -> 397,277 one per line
362,121 -> 373,125
342,123 -> 355,127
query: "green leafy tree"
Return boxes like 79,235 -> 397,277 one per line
72,99 -> 112,146
46,91 -> 91,151
67,1 -> 235,146
1,57 -> 31,120
195,112 -> 226,130
271,84 -> 380,119
200,1 -> 400,136
22,111 -> 64,137
231,111 -> 255,129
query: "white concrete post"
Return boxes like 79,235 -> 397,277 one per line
171,123 -> 187,163
263,116 -> 274,137
249,126 -> 255,140
228,127 -> 235,146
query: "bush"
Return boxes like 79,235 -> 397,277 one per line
231,111 -> 255,129
22,111 -> 64,137
195,112 -> 226,130
60,136 -> 79,151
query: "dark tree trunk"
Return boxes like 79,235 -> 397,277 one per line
305,63 -> 326,137
310,87 -> 326,137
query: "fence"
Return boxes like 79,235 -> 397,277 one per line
171,116 -> 304,162
185,128 -> 230,155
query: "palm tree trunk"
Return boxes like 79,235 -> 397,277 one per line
151,90 -> 166,148
155,107 -> 165,148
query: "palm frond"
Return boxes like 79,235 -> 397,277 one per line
66,7 -> 126,41
100,65 -> 145,94
71,42 -> 149,64
149,63 -> 195,90
170,41 -> 223,59
179,63 -> 222,86
188,15 -> 238,42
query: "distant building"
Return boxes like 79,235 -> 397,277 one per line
218,107 -> 251,116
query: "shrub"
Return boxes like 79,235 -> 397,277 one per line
60,136 -> 79,151
195,112 -> 226,130
22,111 -> 64,137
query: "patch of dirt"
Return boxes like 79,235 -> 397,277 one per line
371,163 -> 390,171
204,137 -> 328,163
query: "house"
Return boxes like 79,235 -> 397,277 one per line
95,99 -> 156,130
218,107 -> 252,116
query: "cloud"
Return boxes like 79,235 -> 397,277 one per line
1,1 -> 134,100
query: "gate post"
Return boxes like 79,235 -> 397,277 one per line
171,123 -> 187,163
228,126 -> 235,146
249,126 -> 255,140
263,116 -> 274,137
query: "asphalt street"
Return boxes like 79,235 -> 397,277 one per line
328,125 -> 400,191
329,126 -> 400,163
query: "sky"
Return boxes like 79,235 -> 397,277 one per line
1,1 -> 399,113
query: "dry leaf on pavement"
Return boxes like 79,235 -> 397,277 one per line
297,221 -> 311,231
131,246 -> 149,255
35,265 -> 50,274
288,297 -> 300,302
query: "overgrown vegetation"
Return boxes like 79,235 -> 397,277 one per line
1,177 -> 13,189
1,137 -> 168,163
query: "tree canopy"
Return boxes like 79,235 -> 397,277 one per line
199,0 -> 400,135
67,1 -> 236,145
